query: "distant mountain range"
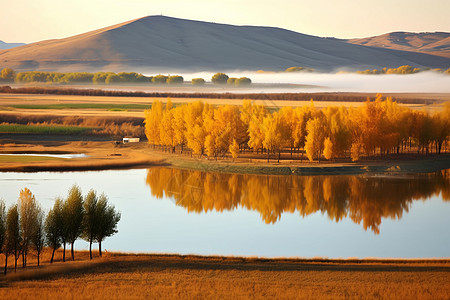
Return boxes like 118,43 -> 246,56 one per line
0,40 -> 26,50
0,16 -> 449,72
347,32 -> 450,59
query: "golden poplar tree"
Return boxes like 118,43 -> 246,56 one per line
305,115 -> 327,162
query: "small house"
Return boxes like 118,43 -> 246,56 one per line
123,137 -> 140,144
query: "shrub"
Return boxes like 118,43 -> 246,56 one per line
105,74 -> 122,84
227,78 -> 237,85
93,72 -> 112,85
235,77 -> 252,86
167,75 -> 184,85
211,73 -> 229,84
191,78 -> 205,85
152,75 -> 168,84
0,68 -> 15,82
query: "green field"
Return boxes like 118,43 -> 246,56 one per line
0,124 -> 97,135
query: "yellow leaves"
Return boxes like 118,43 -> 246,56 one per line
305,116 -> 327,162
144,100 -> 163,145
350,143 -> 361,162
229,139 -> 239,159
144,96 -> 450,160
323,138 -> 333,160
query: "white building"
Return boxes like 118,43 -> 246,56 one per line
123,137 -> 140,144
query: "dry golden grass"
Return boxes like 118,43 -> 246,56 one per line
0,250 -> 449,299
0,93 -> 447,118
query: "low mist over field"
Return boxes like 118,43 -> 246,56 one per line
151,71 -> 450,93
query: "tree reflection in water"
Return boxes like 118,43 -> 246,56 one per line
146,168 -> 449,234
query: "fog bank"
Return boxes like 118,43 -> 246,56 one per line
169,71 -> 450,93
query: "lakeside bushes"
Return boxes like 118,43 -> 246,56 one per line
0,186 -> 120,274
144,95 -> 450,162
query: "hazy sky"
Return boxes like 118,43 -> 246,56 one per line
1,0 -> 449,43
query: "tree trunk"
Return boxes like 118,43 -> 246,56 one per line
22,251 -> 25,268
51,247 -> 56,263
37,250 -> 40,267
89,240 -> 93,260
99,240 -> 102,257
4,255 -> 7,275
71,241 -> 75,261
14,252 -> 17,272
63,242 -> 66,262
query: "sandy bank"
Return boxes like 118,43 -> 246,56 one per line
0,139 -> 449,175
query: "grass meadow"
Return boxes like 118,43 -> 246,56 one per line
0,250 -> 449,299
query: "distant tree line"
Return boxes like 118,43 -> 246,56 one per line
145,95 -> 450,162
285,67 -> 314,73
356,65 -> 450,75
0,186 -> 120,274
1,85 -> 440,105
0,69 -> 254,86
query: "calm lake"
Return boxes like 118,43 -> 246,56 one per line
0,167 -> 449,259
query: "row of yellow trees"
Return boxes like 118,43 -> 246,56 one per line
144,95 -> 450,162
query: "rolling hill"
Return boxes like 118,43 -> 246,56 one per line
347,32 -> 450,59
0,16 -> 449,72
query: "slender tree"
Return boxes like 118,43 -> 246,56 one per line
18,187 -> 39,268
32,207 -> 45,266
45,198 -> 63,263
5,205 -> 21,272
82,190 -> 98,260
0,200 -> 6,274
64,185 -> 84,261
95,194 -> 121,257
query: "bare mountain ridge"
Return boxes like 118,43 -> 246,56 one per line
347,32 -> 450,58
0,40 -> 26,50
0,16 -> 449,72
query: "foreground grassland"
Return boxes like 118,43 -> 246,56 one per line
0,251 -> 448,299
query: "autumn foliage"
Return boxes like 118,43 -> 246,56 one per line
145,95 -> 450,162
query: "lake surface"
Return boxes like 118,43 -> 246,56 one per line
0,167 -> 449,258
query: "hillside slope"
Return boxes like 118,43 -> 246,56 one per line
0,16 -> 449,72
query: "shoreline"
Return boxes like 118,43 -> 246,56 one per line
0,140 -> 449,175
